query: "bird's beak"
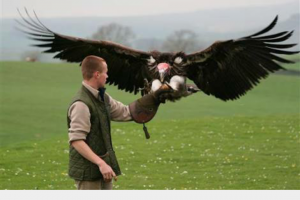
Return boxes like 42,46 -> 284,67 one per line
159,71 -> 166,82
157,63 -> 170,82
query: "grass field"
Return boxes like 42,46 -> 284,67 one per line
0,61 -> 299,190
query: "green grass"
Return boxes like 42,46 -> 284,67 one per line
284,54 -> 300,62
282,54 -> 300,71
0,61 -> 299,189
0,115 -> 299,190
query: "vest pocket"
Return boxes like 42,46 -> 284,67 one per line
69,168 -> 85,180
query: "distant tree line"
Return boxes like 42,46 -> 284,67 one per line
22,23 -> 206,62
90,23 -> 205,53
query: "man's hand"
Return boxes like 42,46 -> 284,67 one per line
71,140 -> 118,182
98,161 -> 117,182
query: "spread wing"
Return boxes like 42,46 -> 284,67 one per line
17,9 -> 152,94
185,16 -> 299,101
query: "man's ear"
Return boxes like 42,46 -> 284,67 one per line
94,71 -> 99,78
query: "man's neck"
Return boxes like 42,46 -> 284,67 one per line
83,80 -> 98,90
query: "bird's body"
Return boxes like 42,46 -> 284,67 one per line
151,75 -> 197,101
17,9 -> 299,102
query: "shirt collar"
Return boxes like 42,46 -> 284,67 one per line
82,81 -> 99,99
82,81 -> 106,101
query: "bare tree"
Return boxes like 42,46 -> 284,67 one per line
91,23 -> 135,46
162,30 -> 201,53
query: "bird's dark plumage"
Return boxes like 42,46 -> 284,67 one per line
184,16 -> 299,100
17,9 -> 299,101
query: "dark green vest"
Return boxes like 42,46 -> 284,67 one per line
67,86 -> 121,181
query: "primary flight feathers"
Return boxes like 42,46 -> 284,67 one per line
17,8 -> 299,101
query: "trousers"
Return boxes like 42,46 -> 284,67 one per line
75,179 -> 113,190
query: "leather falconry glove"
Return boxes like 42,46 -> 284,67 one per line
129,84 -> 173,139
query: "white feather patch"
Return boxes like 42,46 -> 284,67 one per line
174,57 -> 183,64
170,75 -> 185,91
151,79 -> 162,92
147,56 -> 156,65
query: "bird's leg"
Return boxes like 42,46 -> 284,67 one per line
164,82 -> 174,90
157,82 -> 174,103
142,78 -> 151,96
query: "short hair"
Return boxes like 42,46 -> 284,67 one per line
81,56 -> 106,80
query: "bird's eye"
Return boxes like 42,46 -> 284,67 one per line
174,57 -> 183,64
147,56 -> 156,65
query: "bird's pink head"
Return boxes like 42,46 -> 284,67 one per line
157,63 -> 170,82
157,63 -> 170,71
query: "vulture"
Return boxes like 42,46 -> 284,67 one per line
17,9 -> 299,102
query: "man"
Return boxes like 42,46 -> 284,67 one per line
67,55 -> 168,190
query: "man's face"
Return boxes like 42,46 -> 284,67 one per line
97,63 -> 108,88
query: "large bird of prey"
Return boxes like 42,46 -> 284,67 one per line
17,9 -> 299,101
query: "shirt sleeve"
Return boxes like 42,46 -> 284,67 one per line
107,94 -> 133,122
68,101 -> 91,144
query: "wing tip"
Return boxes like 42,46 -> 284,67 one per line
246,15 -> 279,38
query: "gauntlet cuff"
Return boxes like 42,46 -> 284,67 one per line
129,94 -> 160,124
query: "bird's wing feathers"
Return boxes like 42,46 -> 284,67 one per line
185,16 -> 299,101
17,9 -> 151,94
